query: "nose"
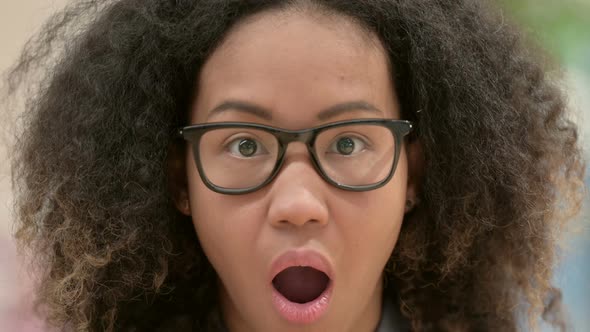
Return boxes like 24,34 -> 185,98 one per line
265,146 -> 329,229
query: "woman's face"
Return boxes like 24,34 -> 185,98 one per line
178,9 -> 417,332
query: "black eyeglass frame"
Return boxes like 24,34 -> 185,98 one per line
178,118 -> 413,195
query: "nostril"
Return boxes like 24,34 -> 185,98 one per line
276,218 -> 323,227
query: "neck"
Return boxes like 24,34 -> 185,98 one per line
347,275 -> 384,332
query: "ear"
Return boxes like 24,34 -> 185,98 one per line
405,139 -> 424,213
167,142 -> 192,216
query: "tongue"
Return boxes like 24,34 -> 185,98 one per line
272,266 -> 330,304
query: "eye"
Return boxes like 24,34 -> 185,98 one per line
327,135 -> 368,156
227,137 -> 268,157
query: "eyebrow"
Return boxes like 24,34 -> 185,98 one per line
206,100 -> 383,121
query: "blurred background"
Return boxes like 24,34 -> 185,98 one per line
1,0 -> 588,331
499,0 -> 590,330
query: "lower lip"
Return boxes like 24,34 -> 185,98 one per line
271,281 -> 333,324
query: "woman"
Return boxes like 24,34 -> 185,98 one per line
8,0 -> 584,331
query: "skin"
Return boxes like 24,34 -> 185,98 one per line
172,9 -> 421,332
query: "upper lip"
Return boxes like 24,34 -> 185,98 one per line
269,249 -> 334,283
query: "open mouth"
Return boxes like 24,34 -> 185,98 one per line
272,266 -> 331,304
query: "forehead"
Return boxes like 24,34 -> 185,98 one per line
192,9 -> 398,127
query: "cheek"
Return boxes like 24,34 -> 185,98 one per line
345,193 -> 405,265
185,160 -> 262,280
338,158 -> 408,279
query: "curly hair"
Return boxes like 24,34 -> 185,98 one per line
7,0 -> 585,331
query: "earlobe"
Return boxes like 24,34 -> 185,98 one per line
405,139 -> 424,213
175,195 -> 192,216
404,198 -> 417,213
167,142 -> 192,216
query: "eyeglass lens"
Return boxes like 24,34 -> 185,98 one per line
197,124 -> 396,190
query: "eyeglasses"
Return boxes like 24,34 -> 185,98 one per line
178,118 -> 413,195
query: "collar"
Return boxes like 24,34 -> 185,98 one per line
375,294 -> 409,332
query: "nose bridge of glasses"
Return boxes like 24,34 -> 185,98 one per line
273,129 -> 319,175
276,129 -> 315,147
